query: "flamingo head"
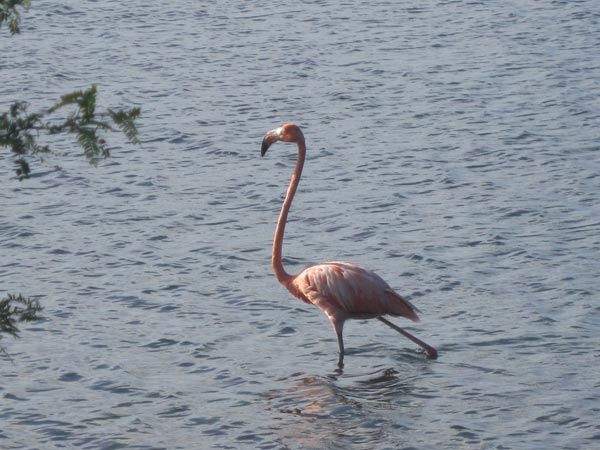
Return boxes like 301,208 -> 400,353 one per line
261,123 -> 304,156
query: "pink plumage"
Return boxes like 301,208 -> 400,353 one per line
293,262 -> 420,321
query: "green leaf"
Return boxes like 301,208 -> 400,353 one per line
108,107 -> 141,144
15,158 -> 30,179
80,85 -> 97,121
77,126 -> 104,164
47,84 -> 97,119
0,0 -> 31,35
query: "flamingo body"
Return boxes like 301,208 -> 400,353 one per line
290,261 -> 420,322
261,123 -> 437,366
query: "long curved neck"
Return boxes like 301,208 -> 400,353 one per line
272,138 -> 306,287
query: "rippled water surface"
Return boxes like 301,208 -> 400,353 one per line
2,1 -> 599,449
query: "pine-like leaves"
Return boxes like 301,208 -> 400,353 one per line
0,102 -> 45,178
1,84 -> 141,179
108,107 -> 141,144
0,293 -> 43,356
77,126 -> 105,163
0,294 -> 43,340
48,84 -> 97,120
0,0 -> 31,35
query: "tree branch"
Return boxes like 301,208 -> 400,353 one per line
1,85 -> 141,179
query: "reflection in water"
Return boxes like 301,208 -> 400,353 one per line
263,368 -> 420,448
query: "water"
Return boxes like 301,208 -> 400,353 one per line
1,1 -> 599,448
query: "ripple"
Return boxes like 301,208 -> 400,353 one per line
58,372 -> 83,382
1,1 -> 599,449
142,338 -> 180,349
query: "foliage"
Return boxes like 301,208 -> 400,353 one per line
1,0 -> 139,355
0,0 -> 30,34
0,294 -> 43,355
1,85 -> 142,179
1,1 -> 142,179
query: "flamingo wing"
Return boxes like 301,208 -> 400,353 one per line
292,262 -> 420,321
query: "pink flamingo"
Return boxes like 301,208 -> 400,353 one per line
261,123 -> 438,367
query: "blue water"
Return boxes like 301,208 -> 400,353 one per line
1,1 -> 599,448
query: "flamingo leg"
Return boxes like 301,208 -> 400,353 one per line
378,317 -> 438,359
332,320 -> 345,368
336,332 -> 345,368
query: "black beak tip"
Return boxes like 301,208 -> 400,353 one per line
261,141 -> 270,157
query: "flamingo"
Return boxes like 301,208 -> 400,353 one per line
261,123 -> 438,367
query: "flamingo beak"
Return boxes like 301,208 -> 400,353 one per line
261,128 -> 281,157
